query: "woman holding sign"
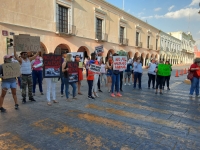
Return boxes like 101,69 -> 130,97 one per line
0,55 -> 19,112
62,54 -> 77,101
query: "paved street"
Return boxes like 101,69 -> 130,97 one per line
0,65 -> 200,150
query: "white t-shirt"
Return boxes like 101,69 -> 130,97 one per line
148,62 -> 157,75
100,64 -> 106,73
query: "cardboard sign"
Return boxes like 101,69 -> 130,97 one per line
89,64 -> 101,73
67,62 -> 79,82
113,56 -> 127,71
95,45 -> 104,54
157,64 -> 171,76
43,54 -> 62,78
69,52 -> 84,62
14,35 -> 40,52
2,63 -> 21,79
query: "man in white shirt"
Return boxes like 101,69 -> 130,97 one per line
147,58 -> 157,89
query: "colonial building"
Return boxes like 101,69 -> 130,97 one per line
169,31 -> 195,64
159,31 -> 181,65
0,0 -> 160,65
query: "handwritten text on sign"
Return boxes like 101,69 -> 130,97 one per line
95,45 -> 104,54
89,64 -> 101,73
68,62 -> 79,73
14,35 -> 40,52
2,63 -> 21,79
113,56 -> 127,71
43,54 -> 62,68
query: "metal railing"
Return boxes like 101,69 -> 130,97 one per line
119,38 -> 129,46
95,33 -> 108,42
56,23 -> 76,35
136,42 -> 142,47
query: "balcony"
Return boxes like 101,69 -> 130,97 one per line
56,24 -> 76,36
136,42 -> 142,48
95,33 -> 108,42
119,38 -> 129,46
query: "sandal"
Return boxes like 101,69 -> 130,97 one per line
78,92 -> 83,95
53,100 -> 59,103
47,102 -> 52,106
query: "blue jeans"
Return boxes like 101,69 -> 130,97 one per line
134,72 -> 142,89
190,77 -> 199,95
64,78 -> 76,98
111,73 -> 120,93
61,76 -> 65,94
87,80 -> 93,96
32,70 -> 43,93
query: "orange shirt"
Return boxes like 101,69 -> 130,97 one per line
87,69 -> 94,80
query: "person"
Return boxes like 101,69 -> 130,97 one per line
92,57 -> 100,97
14,48 -> 39,104
62,53 -> 77,101
0,55 -> 19,112
100,58 -> 107,87
106,56 -> 113,93
45,53 -> 59,106
189,58 -> 200,97
155,61 -> 165,94
60,51 -> 67,97
85,57 -> 90,77
147,58 -> 157,89
111,53 -> 122,97
131,58 -> 136,84
124,58 -> 132,86
31,52 -> 43,95
133,57 -> 143,89
162,61 -> 172,90
87,53 -> 96,99
75,55 -> 83,95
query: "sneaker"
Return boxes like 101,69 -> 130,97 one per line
0,107 -> 6,112
15,104 -> 19,110
88,96 -> 95,99
41,92 -> 44,95
61,94 -> 64,97
108,90 -> 111,93
128,83 -> 131,86
98,90 -> 103,92
116,93 -> 122,97
195,95 -> 200,98
120,89 -> 123,92
167,87 -> 170,90
22,98 -> 26,104
29,97 -> 36,102
111,93 -> 115,97
92,93 -> 96,97
95,93 -> 99,97
189,94 -> 193,98
124,83 -> 127,86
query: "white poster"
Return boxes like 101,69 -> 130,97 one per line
69,52 -> 84,62
113,56 -> 127,71
89,64 -> 101,73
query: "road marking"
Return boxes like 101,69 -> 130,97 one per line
32,119 -> 131,150
66,110 -> 200,149
85,104 -> 200,133
0,133 -> 38,150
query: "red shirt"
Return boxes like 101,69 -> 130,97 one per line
190,63 -> 199,78
87,70 -> 94,80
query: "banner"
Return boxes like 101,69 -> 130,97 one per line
43,54 -> 62,78
89,64 -> 101,73
157,64 -> 171,76
14,35 -> 40,52
67,62 -> 79,82
2,63 -> 21,79
113,56 -> 127,71
95,45 -> 104,54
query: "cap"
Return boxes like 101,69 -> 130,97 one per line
4,55 -> 12,59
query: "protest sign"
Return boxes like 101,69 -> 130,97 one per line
69,52 -> 84,62
95,45 -> 104,54
43,54 -> 62,78
14,35 -> 40,52
89,64 -> 101,73
157,64 -> 171,76
113,56 -> 127,71
2,63 -> 21,79
67,62 -> 79,82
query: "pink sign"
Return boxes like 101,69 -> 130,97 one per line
113,56 -> 127,71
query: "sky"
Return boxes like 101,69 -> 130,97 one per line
106,0 -> 200,49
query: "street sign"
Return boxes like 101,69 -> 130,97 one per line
2,30 -> 8,36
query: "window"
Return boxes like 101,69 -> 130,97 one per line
147,36 -> 150,48
120,26 -> 124,43
136,32 -> 140,46
156,39 -> 158,50
58,5 -> 68,33
96,18 -> 103,40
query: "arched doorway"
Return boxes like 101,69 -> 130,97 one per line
54,44 -> 71,54
77,46 -> 90,60
40,42 -> 48,54
133,52 -> 139,60
145,53 -> 150,66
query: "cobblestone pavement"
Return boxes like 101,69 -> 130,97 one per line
0,65 -> 200,150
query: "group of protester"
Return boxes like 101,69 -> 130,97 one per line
0,48 -> 173,112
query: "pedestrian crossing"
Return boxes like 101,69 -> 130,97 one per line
0,82 -> 200,149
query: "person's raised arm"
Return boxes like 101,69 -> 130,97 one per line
13,46 -> 22,63
29,51 -> 39,61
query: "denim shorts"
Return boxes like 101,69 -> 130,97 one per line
2,81 -> 17,89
